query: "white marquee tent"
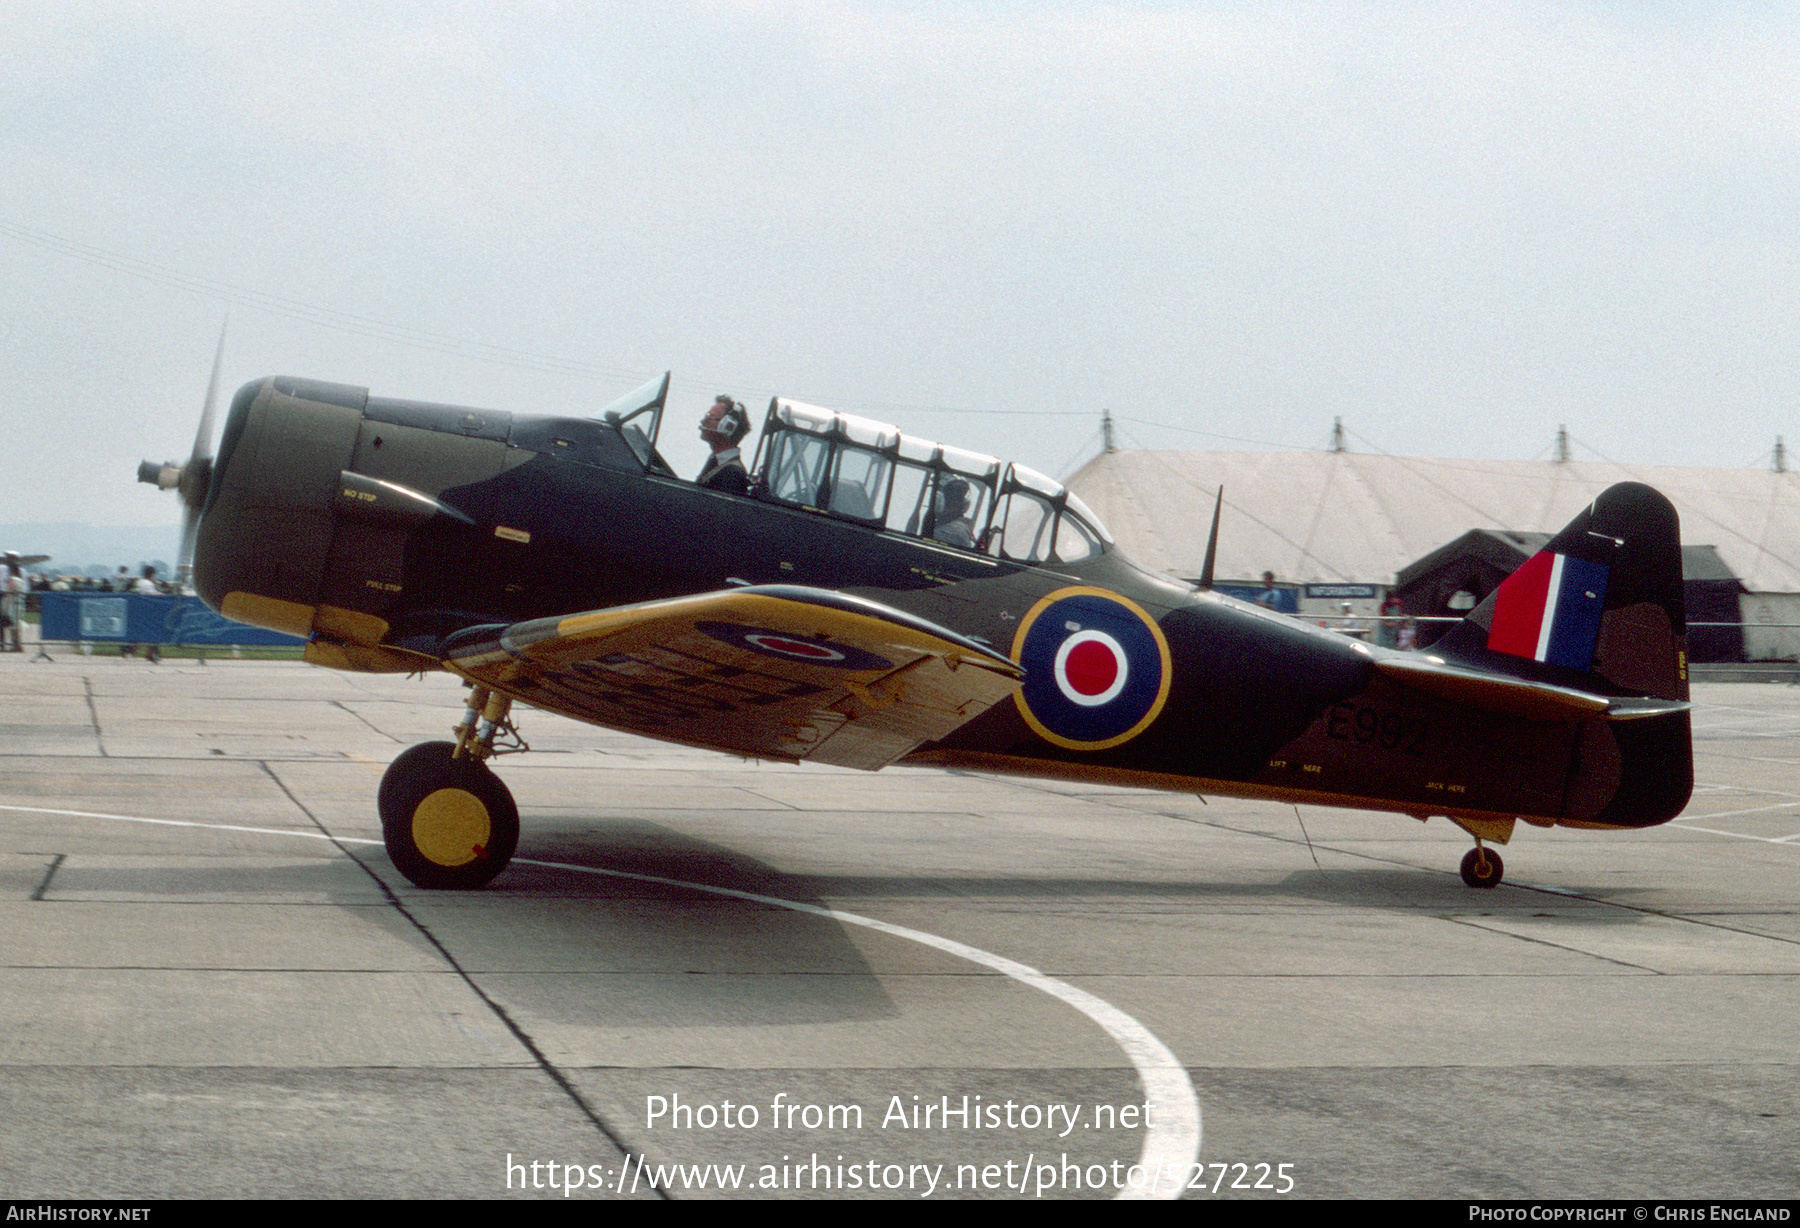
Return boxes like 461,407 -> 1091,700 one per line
1066,449 -> 1800,659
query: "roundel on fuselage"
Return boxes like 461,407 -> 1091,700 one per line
1010,587 -> 1172,751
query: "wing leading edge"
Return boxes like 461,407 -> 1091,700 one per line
441,585 -> 1023,770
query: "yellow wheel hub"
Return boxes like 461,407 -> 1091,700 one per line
412,788 -> 491,867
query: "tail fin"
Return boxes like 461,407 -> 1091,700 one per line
1430,482 -> 1689,828
1436,482 -> 1687,702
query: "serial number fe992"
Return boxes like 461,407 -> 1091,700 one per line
1323,702 -> 1426,755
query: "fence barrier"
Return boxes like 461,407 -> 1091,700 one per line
33,592 -> 305,659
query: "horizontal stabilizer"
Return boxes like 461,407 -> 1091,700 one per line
1376,655 -> 1690,722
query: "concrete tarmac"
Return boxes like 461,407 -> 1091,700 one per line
0,654 -> 1795,1200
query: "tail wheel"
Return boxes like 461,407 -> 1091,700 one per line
1459,845 -> 1504,889
378,741 -> 519,889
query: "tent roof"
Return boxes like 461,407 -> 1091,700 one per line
1066,449 -> 1800,591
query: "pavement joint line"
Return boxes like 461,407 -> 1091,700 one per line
29,852 -> 63,901
81,675 -> 105,757
329,698 -> 405,741
737,788 -> 804,811
0,797 -> 1203,1201
354,856 -> 665,1197
250,759 -> 666,1199
1444,914 -> 1664,974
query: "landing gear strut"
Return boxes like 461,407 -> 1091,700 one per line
1459,843 -> 1505,889
378,685 -> 527,889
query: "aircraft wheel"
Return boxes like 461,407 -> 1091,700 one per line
1459,846 -> 1504,889
378,741 -> 519,889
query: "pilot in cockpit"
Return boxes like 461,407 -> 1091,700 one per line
696,395 -> 751,495
931,478 -> 977,549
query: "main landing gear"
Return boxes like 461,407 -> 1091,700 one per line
378,684 -> 528,889
1459,843 -> 1505,889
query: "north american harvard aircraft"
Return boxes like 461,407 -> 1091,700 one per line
139,368 -> 1691,891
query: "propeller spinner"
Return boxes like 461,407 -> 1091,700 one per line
137,322 -> 227,580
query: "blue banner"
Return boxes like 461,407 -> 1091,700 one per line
38,593 -> 305,647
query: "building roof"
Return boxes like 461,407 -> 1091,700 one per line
1394,529 -> 1553,588
1065,448 -> 1800,592
1393,531 -> 1737,590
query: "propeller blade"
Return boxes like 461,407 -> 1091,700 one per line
177,320 -> 226,514
177,510 -> 200,579
191,318 -> 227,464
144,317 -> 226,584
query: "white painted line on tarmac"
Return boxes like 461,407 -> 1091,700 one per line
512,854 -> 1202,1200
1672,785 -> 1800,845
1673,821 -> 1800,845
1676,801 -> 1800,821
0,804 -> 342,840
0,801 -> 1203,1200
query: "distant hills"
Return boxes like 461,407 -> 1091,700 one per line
1,523 -> 182,577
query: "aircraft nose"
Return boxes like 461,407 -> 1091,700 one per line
189,377 -> 364,618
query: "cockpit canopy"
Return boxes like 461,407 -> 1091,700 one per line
598,373 -> 1112,564
749,399 -> 1113,565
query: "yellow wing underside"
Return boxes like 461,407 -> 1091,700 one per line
444,588 -> 1023,770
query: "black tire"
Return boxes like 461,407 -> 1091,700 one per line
1459,846 -> 1504,889
378,741 -> 519,889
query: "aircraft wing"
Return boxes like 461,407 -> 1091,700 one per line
440,585 -> 1024,770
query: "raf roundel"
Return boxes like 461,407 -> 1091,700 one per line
746,633 -> 844,661
1011,587 -> 1172,751
695,621 -> 894,671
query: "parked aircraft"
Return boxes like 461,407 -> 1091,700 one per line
139,371 -> 1691,890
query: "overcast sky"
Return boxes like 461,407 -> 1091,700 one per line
5,1 -> 1799,541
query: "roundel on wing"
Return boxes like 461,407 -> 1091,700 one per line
696,621 -> 893,671
1010,587 -> 1172,751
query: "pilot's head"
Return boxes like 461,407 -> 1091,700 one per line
701,396 -> 749,447
939,478 -> 970,518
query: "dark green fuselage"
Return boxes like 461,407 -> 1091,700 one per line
195,376 -> 1690,833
